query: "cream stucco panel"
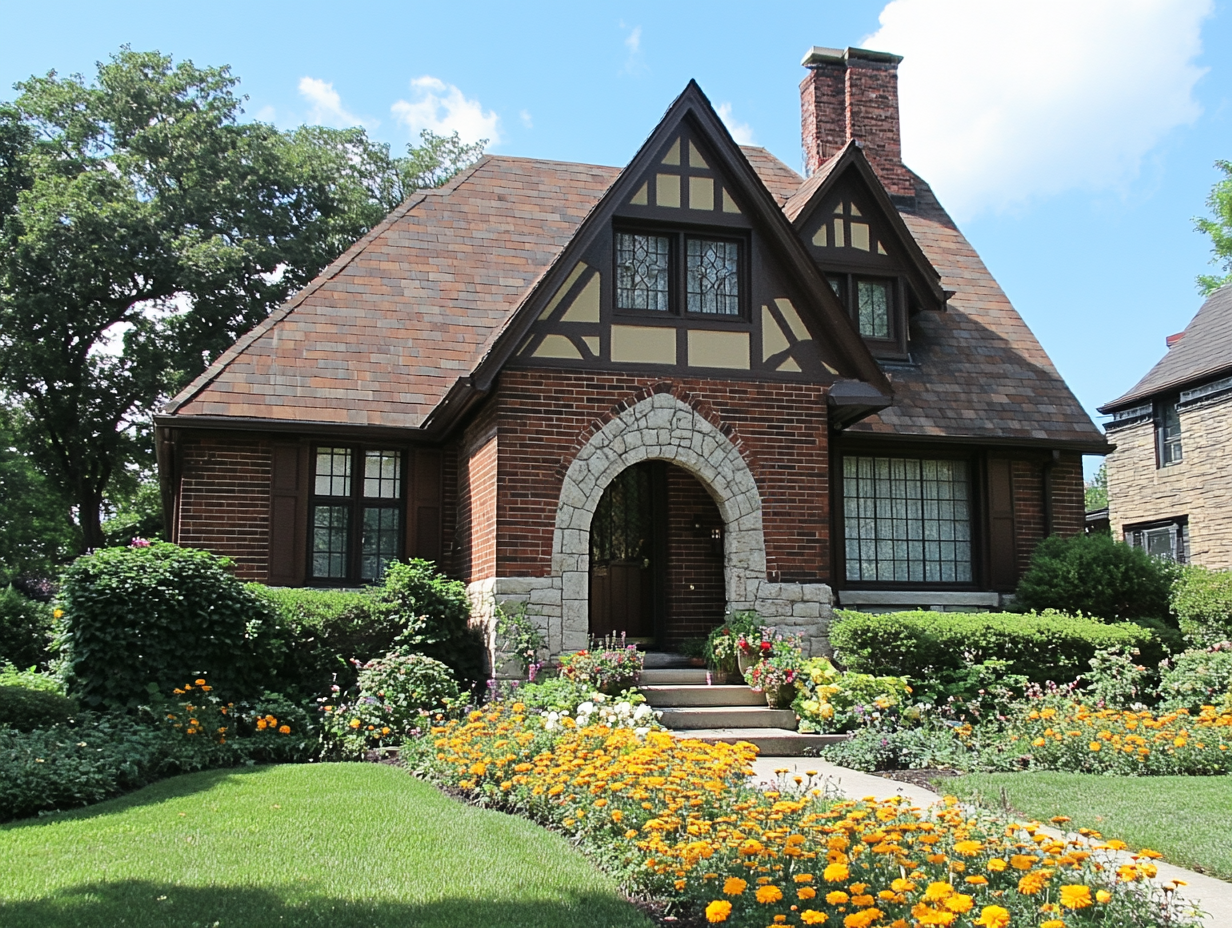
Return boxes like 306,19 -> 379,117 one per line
722,188 -> 740,214
689,176 -> 714,211
629,182 -> 649,206
761,304 -> 790,361
688,329 -> 749,370
773,298 -> 812,342
582,335 -> 600,356
611,325 -> 677,365
656,174 -> 681,208
560,274 -> 600,323
532,334 -> 583,360
662,138 -> 681,165
688,140 -> 708,168
538,262 -> 589,321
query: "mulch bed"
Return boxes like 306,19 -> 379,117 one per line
871,767 -> 962,792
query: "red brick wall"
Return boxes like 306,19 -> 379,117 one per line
452,404 -> 499,585
489,370 -> 831,584
1011,452 -> 1085,576
175,435 -> 272,581
664,466 -> 726,645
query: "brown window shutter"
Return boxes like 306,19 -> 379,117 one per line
987,457 -> 1017,591
268,443 -> 306,586
408,449 -> 443,565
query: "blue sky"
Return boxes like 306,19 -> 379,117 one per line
3,0 -> 1230,479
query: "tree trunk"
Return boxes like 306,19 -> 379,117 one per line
78,487 -> 106,552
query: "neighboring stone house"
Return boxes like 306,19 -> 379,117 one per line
1100,284 -> 1232,568
154,46 -> 1106,661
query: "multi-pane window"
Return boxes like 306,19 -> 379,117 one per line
686,239 -> 740,315
1157,400 -> 1182,466
843,456 -> 973,583
827,274 -> 896,340
310,446 -> 403,583
616,233 -> 670,311
1126,519 -> 1188,563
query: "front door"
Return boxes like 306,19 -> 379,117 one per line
589,463 -> 661,641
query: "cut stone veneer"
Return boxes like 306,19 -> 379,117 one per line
471,393 -> 834,672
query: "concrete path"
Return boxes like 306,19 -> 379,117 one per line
751,756 -> 1232,927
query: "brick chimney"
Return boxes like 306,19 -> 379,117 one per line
800,46 -> 916,200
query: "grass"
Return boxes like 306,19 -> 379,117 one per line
0,763 -> 654,928
948,771 -> 1232,881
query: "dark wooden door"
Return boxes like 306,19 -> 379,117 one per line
589,464 -> 656,639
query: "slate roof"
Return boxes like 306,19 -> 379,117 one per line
165,139 -> 1106,450
1100,284 -> 1232,411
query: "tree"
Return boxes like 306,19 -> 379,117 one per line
1196,160 -> 1232,294
1084,462 -> 1107,512
0,49 -> 484,551
0,409 -> 78,583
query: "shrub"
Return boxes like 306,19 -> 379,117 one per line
383,559 -> 484,688
1171,565 -> 1232,647
494,600 -> 547,676
252,585 -> 402,698
494,676 -> 596,712
793,656 -> 911,733
0,684 -> 75,731
58,542 -> 277,709
0,662 -> 64,693
1157,645 -> 1232,712
0,585 -> 54,670
320,652 -> 459,757
1013,532 -> 1178,622
829,609 -> 1154,686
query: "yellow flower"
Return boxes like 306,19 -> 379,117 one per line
823,862 -> 850,882
964,875 -> 988,885
986,857 -> 1008,872
797,886 -> 817,900
793,874 -> 815,883
722,877 -> 747,896
953,840 -> 982,857
755,884 -> 783,904
1060,885 -> 1093,909
1096,889 -> 1112,903
1017,871 -> 1047,895
257,719 -> 267,730
1041,922 -> 1065,928
53,609 -> 64,619
973,906 -> 1011,928
349,718 -> 361,729
705,899 -> 732,923
800,912 -> 828,926
923,881 -> 953,902
826,891 -> 849,905
195,679 -> 206,686
278,724 -> 291,734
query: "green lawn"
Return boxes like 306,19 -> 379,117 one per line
948,771 -> 1232,881
0,763 -> 654,928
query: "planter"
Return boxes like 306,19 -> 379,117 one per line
687,657 -> 707,667
737,650 -> 758,677
711,666 -> 742,685
765,683 -> 796,710
597,675 -> 640,696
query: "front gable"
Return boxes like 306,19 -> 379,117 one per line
478,82 -> 890,396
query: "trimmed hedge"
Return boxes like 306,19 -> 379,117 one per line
0,685 -> 75,731
1172,566 -> 1232,647
0,586 -> 54,670
830,609 -> 1155,685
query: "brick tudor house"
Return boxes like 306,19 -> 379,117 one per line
155,46 -> 1107,664
1101,284 -> 1232,569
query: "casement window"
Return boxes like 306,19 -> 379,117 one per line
1156,399 -> 1182,466
1125,518 -> 1188,563
827,274 -> 898,341
842,455 -> 973,583
310,446 -> 404,582
615,230 -> 744,318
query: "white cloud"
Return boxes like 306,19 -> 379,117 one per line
619,22 -> 648,76
391,76 -> 500,145
297,77 -> 372,129
625,25 -> 641,55
520,109 -> 534,129
863,0 -> 1212,220
717,103 -> 756,146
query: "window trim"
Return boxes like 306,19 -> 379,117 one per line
1124,516 -> 1188,564
612,223 -> 749,323
825,270 -> 908,358
307,444 -> 408,585
1155,397 -> 1183,468
836,451 -> 980,589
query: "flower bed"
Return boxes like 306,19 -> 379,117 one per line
403,700 -> 1201,927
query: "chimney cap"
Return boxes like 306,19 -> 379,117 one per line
801,45 -> 903,67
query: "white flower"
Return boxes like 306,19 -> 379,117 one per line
615,701 -> 632,718
576,701 -> 595,716
633,703 -> 652,720
634,727 -> 650,738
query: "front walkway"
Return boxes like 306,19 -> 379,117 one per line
750,756 -> 1232,928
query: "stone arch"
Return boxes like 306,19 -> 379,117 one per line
551,392 -> 767,650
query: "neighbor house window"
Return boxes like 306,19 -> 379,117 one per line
842,456 -> 973,583
1157,399 -> 1182,466
1125,518 -> 1187,563
615,229 -> 744,317
310,446 -> 403,582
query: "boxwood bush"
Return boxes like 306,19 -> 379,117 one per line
58,542 -> 278,708
0,585 -> 54,670
1171,565 -> 1232,647
829,609 -> 1155,686
0,684 -> 75,731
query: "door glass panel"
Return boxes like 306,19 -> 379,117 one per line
591,465 -> 651,565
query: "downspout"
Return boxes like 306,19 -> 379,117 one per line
1041,449 -> 1060,537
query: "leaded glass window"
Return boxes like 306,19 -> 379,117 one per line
842,456 -> 972,583
857,279 -> 891,339
310,446 -> 404,582
616,233 -> 670,311
686,238 -> 740,315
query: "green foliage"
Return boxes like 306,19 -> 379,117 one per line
1195,159 -> 1232,294
0,585 -> 54,669
320,652 -> 458,758
0,410 -> 77,582
704,610 -> 762,672
0,684 -> 75,731
58,542 -> 277,709
0,49 -> 485,550
817,720 -> 971,772
0,662 -> 63,693
1157,645 -> 1232,712
830,609 -> 1154,687
101,474 -> 164,547
496,676 -> 597,713
1014,532 -> 1178,622
385,559 -> 484,687
494,600 -> 547,674
1079,646 -> 1153,708
252,584 -> 401,698
1084,462 -> 1108,512
1171,565 -> 1232,647
793,656 -> 912,733
559,634 -> 644,695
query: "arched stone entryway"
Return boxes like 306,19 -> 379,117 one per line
551,392 -> 766,651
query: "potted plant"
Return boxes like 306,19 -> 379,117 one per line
706,611 -> 762,683
747,650 -> 803,709
559,632 -> 644,695
679,638 -> 708,667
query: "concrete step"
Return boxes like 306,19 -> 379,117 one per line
641,684 -> 765,708
639,667 -> 709,685
641,651 -> 692,669
657,705 -> 798,730
672,728 -> 851,757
